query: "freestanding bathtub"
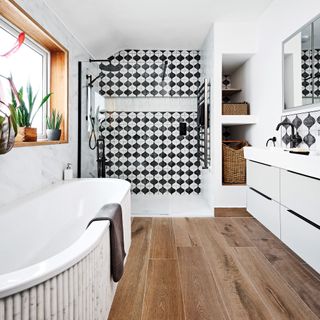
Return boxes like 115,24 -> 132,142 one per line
0,178 -> 131,320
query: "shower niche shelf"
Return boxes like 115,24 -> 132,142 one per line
221,115 -> 257,126
222,88 -> 242,97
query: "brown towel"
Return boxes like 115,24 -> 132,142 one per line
87,203 -> 126,282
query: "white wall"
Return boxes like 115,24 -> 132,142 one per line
0,0 -> 94,207
231,59 -> 255,103
246,0 -> 320,148
212,22 -> 257,208
214,0 -> 320,208
283,33 -> 303,108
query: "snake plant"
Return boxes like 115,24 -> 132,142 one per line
46,109 -> 62,130
11,81 -> 52,127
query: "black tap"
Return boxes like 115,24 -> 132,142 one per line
276,121 -> 302,148
266,136 -> 277,147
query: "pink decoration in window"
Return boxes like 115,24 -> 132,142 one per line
0,32 -> 25,57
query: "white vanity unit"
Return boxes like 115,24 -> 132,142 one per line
244,147 -> 320,273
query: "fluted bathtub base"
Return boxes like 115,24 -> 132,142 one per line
0,228 -> 115,320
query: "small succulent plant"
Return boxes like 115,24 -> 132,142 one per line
46,109 -> 62,130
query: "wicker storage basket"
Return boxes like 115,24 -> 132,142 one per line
222,141 -> 248,184
222,102 -> 249,115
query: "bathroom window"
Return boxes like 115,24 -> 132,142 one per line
1,0 -> 69,146
0,17 -> 50,138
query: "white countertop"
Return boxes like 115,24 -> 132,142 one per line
244,147 -> 320,180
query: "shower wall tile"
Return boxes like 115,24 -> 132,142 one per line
99,111 -> 200,194
99,50 -> 201,98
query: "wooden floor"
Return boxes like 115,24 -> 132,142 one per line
108,216 -> 320,320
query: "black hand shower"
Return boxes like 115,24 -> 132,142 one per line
86,73 -> 104,150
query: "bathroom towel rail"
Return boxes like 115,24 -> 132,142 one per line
197,79 -> 210,169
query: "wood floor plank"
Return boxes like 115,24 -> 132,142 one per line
215,218 -> 254,247
108,218 -> 152,320
177,247 -> 228,320
195,218 -> 273,320
232,218 -> 274,240
252,237 -> 320,317
150,218 -> 176,259
172,218 -> 202,247
110,217 -> 320,320
233,247 -> 319,320
141,259 -> 185,320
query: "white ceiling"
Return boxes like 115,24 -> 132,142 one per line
44,0 -> 274,58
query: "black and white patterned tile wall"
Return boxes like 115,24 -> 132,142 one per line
281,110 -> 320,149
99,111 -> 201,194
301,49 -> 320,98
98,50 -> 201,98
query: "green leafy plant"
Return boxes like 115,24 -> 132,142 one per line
0,103 -> 18,135
46,109 -> 62,130
11,81 -> 52,128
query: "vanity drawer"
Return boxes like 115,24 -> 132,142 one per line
247,187 -> 280,237
281,206 -> 320,273
281,170 -> 320,226
247,160 -> 280,202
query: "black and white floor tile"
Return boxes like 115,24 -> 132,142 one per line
281,110 -> 320,149
99,111 -> 201,194
98,50 -> 201,98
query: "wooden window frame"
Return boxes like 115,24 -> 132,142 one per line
0,0 -> 69,147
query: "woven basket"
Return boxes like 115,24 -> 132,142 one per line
222,102 -> 249,115
222,141 -> 248,184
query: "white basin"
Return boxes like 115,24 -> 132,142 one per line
244,147 -> 320,179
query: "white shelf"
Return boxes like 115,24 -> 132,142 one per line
221,115 -> 258,126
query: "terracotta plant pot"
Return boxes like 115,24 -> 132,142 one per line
46,129 -> 61,141
0,115 -> 15,154
15,127 -> 37,142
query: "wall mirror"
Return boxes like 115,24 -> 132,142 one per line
283,15 -> 320,110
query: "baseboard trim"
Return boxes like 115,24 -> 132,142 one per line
214,208 -> 251,218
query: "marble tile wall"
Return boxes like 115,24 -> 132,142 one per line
0,0 -> 95,207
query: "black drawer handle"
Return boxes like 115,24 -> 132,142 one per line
250,187 -> 272,201
287,170 -> 320,182
287,209 -> 320,230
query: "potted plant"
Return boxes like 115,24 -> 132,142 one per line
46,109 -> 62,141
12,82 -> 52,142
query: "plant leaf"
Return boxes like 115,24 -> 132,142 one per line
8,104 -> 18,136
30,92 -> 52,126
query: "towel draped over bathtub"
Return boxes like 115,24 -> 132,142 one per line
87,203 -> 126,282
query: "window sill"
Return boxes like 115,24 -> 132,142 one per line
14,140 -> 68,148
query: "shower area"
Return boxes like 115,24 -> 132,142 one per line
80,49 -> 211,216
